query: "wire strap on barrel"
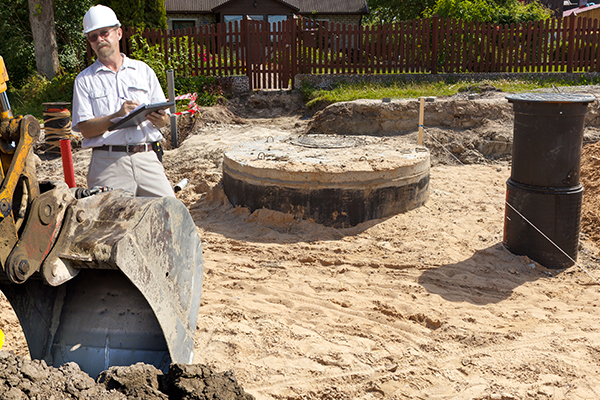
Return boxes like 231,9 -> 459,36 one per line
43,109 -> 74,153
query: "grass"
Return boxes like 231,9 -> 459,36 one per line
299,77 -> 600,108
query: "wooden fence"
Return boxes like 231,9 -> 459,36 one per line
87,15 -> 600,90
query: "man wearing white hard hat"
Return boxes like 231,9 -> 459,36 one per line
72,5 -> 175,197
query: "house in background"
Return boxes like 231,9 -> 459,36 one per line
562,1 -> 600,19
164,0 -> 369,32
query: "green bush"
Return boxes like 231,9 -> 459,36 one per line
9,73 -> 77,119
128,34 -> 224,107
174,76 -> 224,107
423,0 -> 552,24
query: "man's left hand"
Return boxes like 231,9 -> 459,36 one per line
146,109 -> 169,129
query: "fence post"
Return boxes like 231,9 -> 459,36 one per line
567,14 -> 575,73
291,18 -> 297,86
166,70 -> 178,148
243,18 -> 252,89
431,15 -> 439,74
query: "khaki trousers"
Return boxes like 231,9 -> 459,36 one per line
88,149 -> 175,197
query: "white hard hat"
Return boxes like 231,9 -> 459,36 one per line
83,5 -> 121,34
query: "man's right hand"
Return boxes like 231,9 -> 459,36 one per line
117,100 -> 140,118
79,100 -> 141,139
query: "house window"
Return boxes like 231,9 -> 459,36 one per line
268,15 -> 287,29
223,15 -> 243,24
248,15 -> 264,21
172,20 -> 195,32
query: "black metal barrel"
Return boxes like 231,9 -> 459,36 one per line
504,93 -> 595,269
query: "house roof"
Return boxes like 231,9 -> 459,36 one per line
164,0 -> 369,14
563,3 -> 600,16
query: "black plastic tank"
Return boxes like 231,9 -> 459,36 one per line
504,179 -> 583,269
503,93 -> 595,269
507,93 -> 594,187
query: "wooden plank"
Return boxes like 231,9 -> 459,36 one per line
431,16 -> 439,74
467,21 -> 475,72
353,23 -> 360,74
478,21 -> 484,72
554,18 -> 560,72
409,20 -> 416,72
567,15 -> 575,73
398,21 -> 405,73
385,22 -> 392,74
450,18 -> 458,72
584,17 -> 592,71
340,22 -> 348,74
283,19 -> 291,88
369,24 -> 376,74
376,23 -> 382,74
490,22 -> 498,72
424,17 -> 432,73
522,22 -> 530,72
501,23 -> 509,72
548,19 -> 560,72
593,18 -> 600,72
596,18 -> 600,71
533,20 -> 540,72
518,22 -> 525,72
541,19 -> 548,72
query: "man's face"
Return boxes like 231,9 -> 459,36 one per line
87,26 -> 121,59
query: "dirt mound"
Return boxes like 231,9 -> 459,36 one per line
306,98 -> 515,136
226,91 -> 307,119
0,351 -> 254,400
580,140 -> 600,242
162,106 -> 245,151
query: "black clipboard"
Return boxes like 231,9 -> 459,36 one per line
108,101 -> 174,131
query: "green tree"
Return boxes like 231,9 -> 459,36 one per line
423,0 -> 552,24
365,0 -> 437,24
0,0 -> 91,87
144,0 -> 167,30
98,0 -> 167,30
0,0 -> 34,86
54,0 -> 93,72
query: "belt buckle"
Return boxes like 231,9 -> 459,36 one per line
126,144 -> 136,154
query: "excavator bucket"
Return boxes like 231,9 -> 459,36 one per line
0,186 -> 203,378
0,56 -> 203,378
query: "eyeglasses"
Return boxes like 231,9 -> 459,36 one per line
87,26 -> 117,43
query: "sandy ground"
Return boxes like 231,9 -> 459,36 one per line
3,87 -> 600,399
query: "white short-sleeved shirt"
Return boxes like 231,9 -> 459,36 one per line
72,55 -> 167,149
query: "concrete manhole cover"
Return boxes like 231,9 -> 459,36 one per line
288,134 -> 364,149
223,135 -> 430,227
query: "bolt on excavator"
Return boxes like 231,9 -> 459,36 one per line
0,56 -> 203,378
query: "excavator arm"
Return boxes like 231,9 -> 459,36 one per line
0,56 -> 203,378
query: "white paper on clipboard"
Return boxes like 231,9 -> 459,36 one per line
108,101 -> 174,131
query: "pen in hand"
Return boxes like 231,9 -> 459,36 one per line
118,98 -> 140,117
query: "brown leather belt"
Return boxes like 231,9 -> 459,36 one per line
93,143 -> 154,154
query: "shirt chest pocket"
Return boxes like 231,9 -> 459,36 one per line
126,84 -> 150,104
90,90 -> 111,117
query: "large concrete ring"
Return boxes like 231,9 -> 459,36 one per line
223,134 -> 430,227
